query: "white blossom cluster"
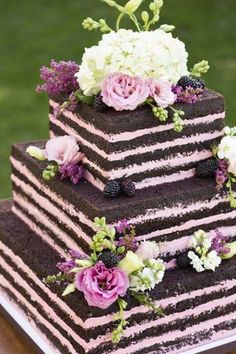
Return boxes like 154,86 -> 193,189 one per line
76,29 -> 189,96
188,230 -> 221,272
217,126 -> 236,177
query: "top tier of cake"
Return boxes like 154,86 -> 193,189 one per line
49,89 -> 225,191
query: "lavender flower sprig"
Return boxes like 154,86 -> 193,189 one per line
36,59 -> 80,96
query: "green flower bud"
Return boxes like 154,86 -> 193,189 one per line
141,11 -> 149,24
191,60 -> 210,78
124,0 -> 143,14
159,24 -> 175,33
26,146 -> 46,161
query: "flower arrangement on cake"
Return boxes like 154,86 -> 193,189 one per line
36,0 -> 210,133
44,218 -> 165,343
176,229 -> 236,272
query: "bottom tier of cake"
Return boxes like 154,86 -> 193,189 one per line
1,200 -> 236,354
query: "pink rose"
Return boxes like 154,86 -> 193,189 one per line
75,262 -> 129,309
45,136 -> 84,165
148,79 -> 176,108
101,73 -> 149,111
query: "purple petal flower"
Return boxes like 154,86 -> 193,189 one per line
116,219 -> 130,234
57,259 -> 76,274
68,249 -> 88,260
211,229 -> 230,255
172,86 -> 203,104
36,59 -> 80,96
59,163 -> 84,185
216,160 -> 228,189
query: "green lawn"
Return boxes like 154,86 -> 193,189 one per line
1,0 -> 236,199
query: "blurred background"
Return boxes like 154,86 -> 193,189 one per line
1,0 -> 236,199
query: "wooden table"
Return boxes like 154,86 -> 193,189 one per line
0,307 -> 236,354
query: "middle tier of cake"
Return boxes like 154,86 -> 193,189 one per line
49,89 -> 225,191
11,141 -> 236,259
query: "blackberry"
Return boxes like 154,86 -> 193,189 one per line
94,94 -> 108,112
103,180 -> 121,198
196,78 -> 206,89
196,158 -> 218,178
120,179 -> 136,197
177,76 -> 196,89
98,251 -> 119,268
176,252 -> 191,269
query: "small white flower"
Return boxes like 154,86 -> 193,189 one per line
188,251 -> 205,272
26,146 -> 46,161
203,250 -> 221,271
217,136 -> 236,160
223,126 -> 231,136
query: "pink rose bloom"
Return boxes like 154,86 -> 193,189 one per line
148,79 -> 177,108
75,262 -> 129,309
101,73 -> 149,111
45,136 -> 84,165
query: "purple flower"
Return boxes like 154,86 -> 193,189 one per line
117,235 -> 139,252
36,59 -> 80,96
57,259 -> 76,274
75,262 -> 129,309
211,229 -> 230,255
216,160 -> 228,189
59,163 -> 84,184
68,249 -> 87,260
172,86 -> 203,104
116,219 -> 130,234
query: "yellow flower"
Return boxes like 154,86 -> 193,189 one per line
118,251 -> 144,275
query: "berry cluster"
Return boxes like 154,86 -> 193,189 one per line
196,158 -> 218,178
177,76 -> 205,90
104,179 -> 136,198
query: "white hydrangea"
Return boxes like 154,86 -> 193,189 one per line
76,29 -> 189,96
130,258 -> 165,292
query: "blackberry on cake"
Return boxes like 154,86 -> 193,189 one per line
176,252 -> 191,269
120,179 -> 136,197
103,180 -> 121,198
98,251 -> 119,268
94,93 -> 108,112
196,158 -> 218,178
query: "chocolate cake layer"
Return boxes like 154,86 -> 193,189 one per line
11,141 -> 236,258
1,200 -> 236,354
49,90 -> 225,190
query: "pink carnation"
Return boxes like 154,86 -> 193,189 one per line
75,262 -> 129,309
101,73 -> 149,111
148,79 -> 176,108
45,136 -> 84,165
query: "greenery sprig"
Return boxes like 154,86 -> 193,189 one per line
112,298 -> 128,343
42,163 -> 59,181
82,0 -> 174,34
132,292 -> 163,316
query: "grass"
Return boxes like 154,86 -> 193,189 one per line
0,0 -> 236,199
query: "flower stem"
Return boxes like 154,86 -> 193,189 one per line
112,298 -> 128,343
116,13 -> 124,30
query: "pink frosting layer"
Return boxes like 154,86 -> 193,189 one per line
138,209 -> 236,240
12,205 -> 66,256
129,194 -> 228,225
11,156 -> 95,232
49,100 -> 225,143
0,275 -> 78,354
13,190 -> 80,250
111,311 -> 236,354
82,149 -> 212,179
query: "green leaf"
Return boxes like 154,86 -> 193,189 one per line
76,89 -> 94,105
62,283 -> 76,297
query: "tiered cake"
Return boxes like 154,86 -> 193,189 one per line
1,1 -> 236,354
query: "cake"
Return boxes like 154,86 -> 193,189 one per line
1,1 -> 236,354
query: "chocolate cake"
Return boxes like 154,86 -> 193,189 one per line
1,1 -> 236,353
